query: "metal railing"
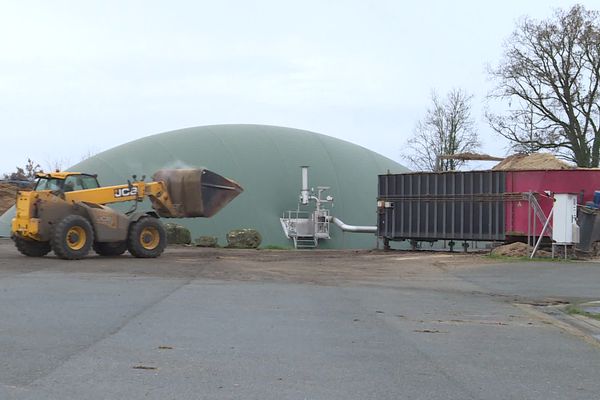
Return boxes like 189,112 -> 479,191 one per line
280,209 -> 331,248
281,210 -> 311,237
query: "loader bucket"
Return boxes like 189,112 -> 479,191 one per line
151,169 -> 243,218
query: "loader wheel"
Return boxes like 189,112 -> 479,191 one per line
51,215 -> 94,260
127,217 -> 166,258
13,236 -> 51,257
93,241 -> 128,256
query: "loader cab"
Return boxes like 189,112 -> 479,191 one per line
33,173 -> 100,193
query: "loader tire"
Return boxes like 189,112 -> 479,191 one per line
127,217 -> 166,258
93,241 -> 128,256
14,236 -> 51,257
51,215 -> 94,260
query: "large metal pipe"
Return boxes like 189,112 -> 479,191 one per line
300,166 -> 309,205
331,217 -> 377,233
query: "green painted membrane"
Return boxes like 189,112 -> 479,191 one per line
0,125 -> 408,248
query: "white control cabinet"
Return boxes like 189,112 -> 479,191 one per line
552,194 -> 580,244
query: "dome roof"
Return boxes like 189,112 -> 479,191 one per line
1,124 -> 408,248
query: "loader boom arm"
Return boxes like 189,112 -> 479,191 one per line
63,181 -> 171,208
60,168 -> 243,218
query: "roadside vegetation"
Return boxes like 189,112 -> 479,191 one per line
565,304 -> 600,321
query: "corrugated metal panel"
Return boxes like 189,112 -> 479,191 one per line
378,171 -> 506,242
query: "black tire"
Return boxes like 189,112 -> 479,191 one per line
93,241 -> 128,256
51,215 -> 94,260
13,236 -> 51,257
127,217 -> 166,258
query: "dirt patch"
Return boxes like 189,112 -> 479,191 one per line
0,184 -> 18,215
491,242 -> 552,258
0,239 -> 495,285
493,153 -> 573,171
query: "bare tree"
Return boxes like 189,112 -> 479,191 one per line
44,157 -> 70,173
79,147 -> 98,162
2,159 -> 42,181
404,89 -> 480,171
487,5 -> 600,167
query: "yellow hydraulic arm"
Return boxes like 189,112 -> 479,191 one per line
63,181 -> 173,209
57,168 -> 242,219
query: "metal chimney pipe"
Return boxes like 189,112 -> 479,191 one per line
301,166 -> 309,205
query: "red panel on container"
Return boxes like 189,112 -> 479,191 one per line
504,170 -> 600,237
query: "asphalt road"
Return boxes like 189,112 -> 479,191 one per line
0,239 -> 599,400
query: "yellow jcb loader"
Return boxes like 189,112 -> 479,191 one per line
11,169 -> 242,259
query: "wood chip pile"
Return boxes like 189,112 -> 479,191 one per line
493,153 -> 573,170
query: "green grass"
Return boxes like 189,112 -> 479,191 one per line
564,304 -> 600,321
260,244 -> 293,250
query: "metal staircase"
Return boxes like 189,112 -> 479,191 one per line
293,236 -> 318,249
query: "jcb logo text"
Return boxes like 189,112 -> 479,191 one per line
114,187 -> 138,198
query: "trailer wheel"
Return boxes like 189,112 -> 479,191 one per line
13,236 -> 51,257
51,215 -> 94,260
128,217 -> 166,258
93,241 -> 128,256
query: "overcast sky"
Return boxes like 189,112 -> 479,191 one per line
0,0 -> 596,174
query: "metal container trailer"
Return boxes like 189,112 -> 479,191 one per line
505,170 -> 600,236
377,169 -> 600,246
377,171 -> 507,244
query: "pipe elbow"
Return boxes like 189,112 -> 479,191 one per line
332,217 -> 377,233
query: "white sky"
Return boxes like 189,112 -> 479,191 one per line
0,0 -> 596,174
